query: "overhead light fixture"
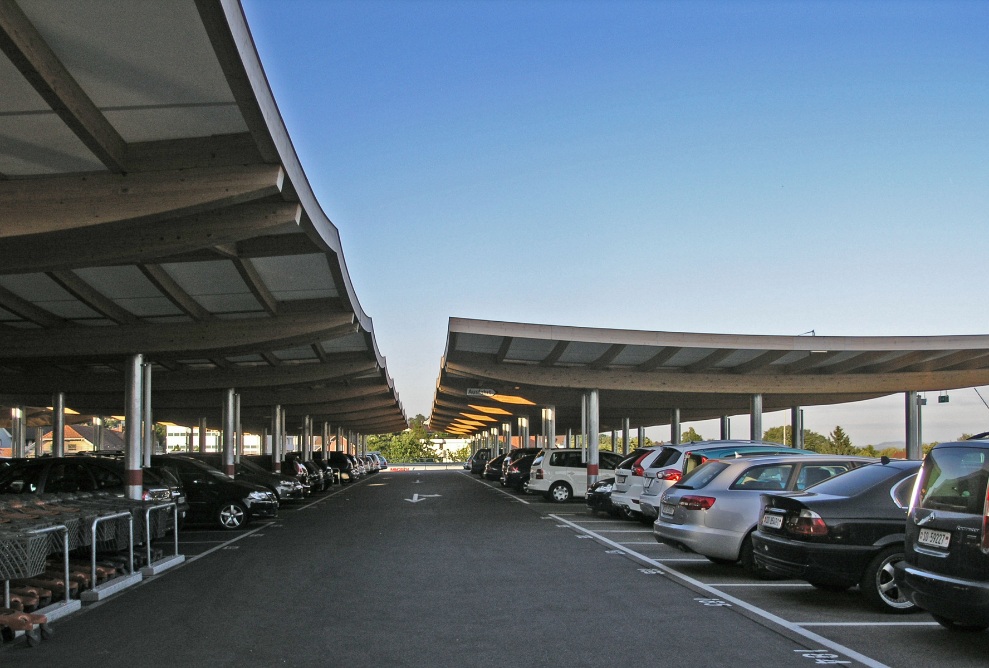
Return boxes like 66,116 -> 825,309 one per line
468,404 -> 512,415
460,413 -> 496,422
491,394 -> 536,406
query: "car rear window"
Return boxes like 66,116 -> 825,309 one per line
917,447 -> 989,514
650,447 -> 682,469
676,461 -> 729,489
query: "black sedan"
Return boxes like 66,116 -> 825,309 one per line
752,458 -> 922,613
151,455 -> 278,530
183,453 -> 306,502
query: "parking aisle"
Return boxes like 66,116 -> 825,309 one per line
3,470 -> 866,667
495,477 -> 984,668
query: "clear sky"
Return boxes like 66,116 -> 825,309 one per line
241,0 -> 989,446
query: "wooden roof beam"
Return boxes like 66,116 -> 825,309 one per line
0,0 -> 127,172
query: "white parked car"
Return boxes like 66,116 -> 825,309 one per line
654,453 -> 875,573
637,441 -> 814,522
528,448 -> 625,503
611,446 -> 670,520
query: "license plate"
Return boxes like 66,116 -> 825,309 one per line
660,503 -> 677,517
760,513 -> 783,530
918,528 -> 951,549
617,475 -> 626,483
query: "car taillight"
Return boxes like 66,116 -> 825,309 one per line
509,464 -> 519,473
656,469 -> 682,482
632,453 -> 651,477
679,495 -> 716,510
141,490 -> 152,501
786,509 -> 829,536
535,468 -> 544,479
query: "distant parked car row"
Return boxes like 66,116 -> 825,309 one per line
0,450 -> 386,531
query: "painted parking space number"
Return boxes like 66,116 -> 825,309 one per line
694,597 -> 730,607
795,650 -> 850,665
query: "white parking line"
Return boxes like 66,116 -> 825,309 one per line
591,529 -> 654,533
713,583 -> 814,588
796,622 -> 939,627
549,514 -> 890,668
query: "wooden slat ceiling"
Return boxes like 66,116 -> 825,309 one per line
430,318 -> 989,435
0,0 -> 407,434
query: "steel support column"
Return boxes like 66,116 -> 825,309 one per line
906,391 -> 922,460
622,418 -> 630,456
720,416 -> 730,440
198,417 -> 207,453
223,389 -> 235,475
791,407 -> 804,449
142,363 -> 152,466
671,408 -> 681,445
542,406 -> 556,451
52,392 -> 66,457
124,354 -> 144,501
235,394 -> 242,463
587,390 -> 600,488
750,394 -> 763,441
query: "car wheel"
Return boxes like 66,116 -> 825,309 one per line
217,502 -> 247,530
549,482 -> 573,503
860,546 -> 916,613
522,480 -> 530,494
931,614 -> 989,632
739,534 -> 776,579
618,506 -> 639,521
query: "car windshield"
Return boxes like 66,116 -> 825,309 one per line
917,447 -> 989,514
237,459 -> 270,475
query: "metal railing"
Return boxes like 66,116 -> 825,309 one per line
27,524 -> 70,606
143,502 -> 179,568
90,512 -> 133,589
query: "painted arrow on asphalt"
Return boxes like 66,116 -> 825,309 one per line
405,494 -> 442,503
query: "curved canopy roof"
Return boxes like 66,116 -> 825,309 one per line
430,318 -> 989,436
0,0 -> 407,434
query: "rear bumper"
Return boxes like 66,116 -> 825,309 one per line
654,521 -> 745,561
751,531 -> 873,586
895,562 -> 989,625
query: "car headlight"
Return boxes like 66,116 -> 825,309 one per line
248,491 -> 270,501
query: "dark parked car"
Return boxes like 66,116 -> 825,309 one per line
469,448 -> 491,475
896,439 -> 989,630
244,454 -> 313,496
321,451 -> 357,484
483,453 -> 509,481
185,453 -> 305,502
499,448 -> 541,487
151,455 -> 277,530
503,453 -> 538,492
586,477 -> 619,516
753,458 -> 922,613
0,456 -> 174,504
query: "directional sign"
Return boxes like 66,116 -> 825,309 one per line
405,493 -> 442,503
466,388 -> 495,397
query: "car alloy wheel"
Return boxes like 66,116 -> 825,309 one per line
549,482 -> 572,503
218,502 -> 247,529
860,546 -> 916,613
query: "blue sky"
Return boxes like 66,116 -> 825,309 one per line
241,0 -> 989,445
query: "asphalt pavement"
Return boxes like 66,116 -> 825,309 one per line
0,471 -> 965,667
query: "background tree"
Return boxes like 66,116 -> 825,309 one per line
681,427 -> 704,443
763,426 -> 831,451
806,425 -> 856,455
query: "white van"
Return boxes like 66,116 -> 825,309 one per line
528,448 -> 625,503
